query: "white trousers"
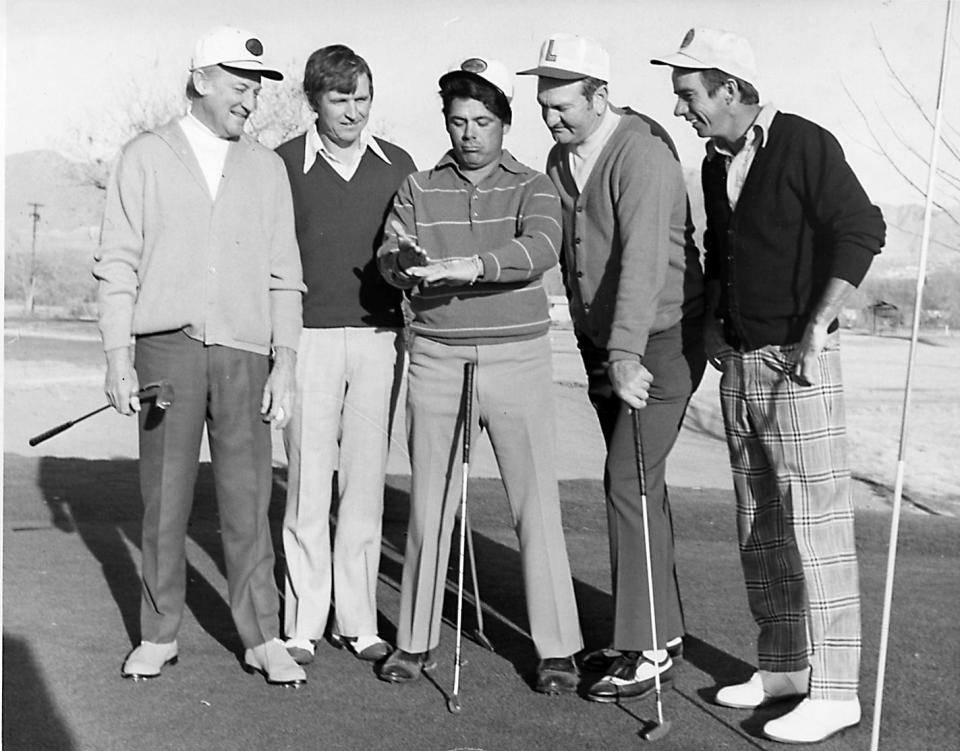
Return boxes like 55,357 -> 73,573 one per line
282,327 -> 403,641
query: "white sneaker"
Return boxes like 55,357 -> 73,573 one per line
121,640 -> 179,680
714,668 -> 809,708
764,697 -> 861,744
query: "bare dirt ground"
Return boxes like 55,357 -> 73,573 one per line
4,319 -> 957,517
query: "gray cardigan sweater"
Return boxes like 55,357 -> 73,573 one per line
546,108 -> 704,361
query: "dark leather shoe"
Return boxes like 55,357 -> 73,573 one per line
582,636 -> 684,672
378,649 -> 437,684
535,656 -> 579,695
587,652 -> 674,703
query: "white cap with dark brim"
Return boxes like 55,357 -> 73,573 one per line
440,57 -> 514,102
650,27 -> 757,87
518,33 -> 610,82
190,26 -> 284,81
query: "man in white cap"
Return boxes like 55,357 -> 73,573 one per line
520,33 -> 706,704
94,26 -> 307,686
377,56 -> 583,694
651,28 -> 885,743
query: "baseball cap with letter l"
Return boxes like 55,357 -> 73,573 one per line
190,26 -> 284,80
650,27 -> 757,87
440,56 -> 515,102
518,33 -> 610,82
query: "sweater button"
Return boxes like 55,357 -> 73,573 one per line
573,237 -> 581,245
576,270 -> 584,278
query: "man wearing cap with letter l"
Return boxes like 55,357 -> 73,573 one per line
94,26 -> 307,686
520,34 -> 705,704
275,45 -> 416,668
651,28 -> 885,744
377,56 -> 583,694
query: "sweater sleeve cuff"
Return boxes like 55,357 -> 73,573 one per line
607,348 -> 643,364
270,290 -> 303,351
832,246 -> 875,288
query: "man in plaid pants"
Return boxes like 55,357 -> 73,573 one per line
652,29 -> 885,744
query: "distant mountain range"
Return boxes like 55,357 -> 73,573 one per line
5,150 -> 958,277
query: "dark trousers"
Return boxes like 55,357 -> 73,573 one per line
578,321 -> 705,650
135,331 -> 279,648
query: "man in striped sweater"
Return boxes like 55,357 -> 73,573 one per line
377,56 -> 583,694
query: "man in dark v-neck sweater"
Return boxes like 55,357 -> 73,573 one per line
275,45 -> 415,667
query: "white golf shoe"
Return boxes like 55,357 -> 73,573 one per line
764,697 -> 861,744
244,638 -> 307,686
714,668 -> 809,708
121,640 -> 179,680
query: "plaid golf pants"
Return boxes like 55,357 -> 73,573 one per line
719,331 -> 861,700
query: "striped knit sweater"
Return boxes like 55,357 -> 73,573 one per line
377,150 -> 561,346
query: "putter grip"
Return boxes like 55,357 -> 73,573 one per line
632,408 -> 647,496
462,362 -> 476,461
29,421 -> 77,446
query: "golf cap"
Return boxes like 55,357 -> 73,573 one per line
190,26 -> 284,81
650,28 -> 757,87
440,56 -> 514,102
518,33 -> 610,82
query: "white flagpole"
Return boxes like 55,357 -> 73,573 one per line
870,2 -> 954,749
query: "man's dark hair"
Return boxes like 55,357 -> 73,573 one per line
440,74 -> 512,125
303,45 -> 373,110
699,68 -> 759,105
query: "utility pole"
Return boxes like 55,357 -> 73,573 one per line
26,202 -> 43,316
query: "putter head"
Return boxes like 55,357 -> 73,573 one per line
139,380 -> 175,409
639,720 -> 671,741
447,695 -> 462,714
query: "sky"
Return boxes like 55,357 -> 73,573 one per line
3,0 -> 959,207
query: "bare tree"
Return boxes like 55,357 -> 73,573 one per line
844,27 -> 960,227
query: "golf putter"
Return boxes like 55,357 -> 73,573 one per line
633,408 -> 672,742
28,380 -> 175,447
448,360 -> 476,715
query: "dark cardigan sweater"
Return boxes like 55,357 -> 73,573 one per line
276,134 -> 416,329
702,112 -> 885,350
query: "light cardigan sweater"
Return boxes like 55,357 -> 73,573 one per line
95,119 -> 304,356
547,107 -> 704,361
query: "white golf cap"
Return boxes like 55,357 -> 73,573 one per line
440,56 -> 514,102
190,26 -> 284,81
650,28 -> 757,87
518,33 -> 610,82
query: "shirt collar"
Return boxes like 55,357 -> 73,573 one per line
432,148 -> 525,178
571,104 -> 620,159
707,103 -> 779,161
181,110 -> 232,143
302,123 -> 392,174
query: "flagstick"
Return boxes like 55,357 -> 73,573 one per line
870,3 -> 954,749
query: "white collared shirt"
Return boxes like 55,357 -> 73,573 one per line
302,123 -> 392,180
179,111 -> 231,199
708,103 -> 779,210
569,105 -> 621,192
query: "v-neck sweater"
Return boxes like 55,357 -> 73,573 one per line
276,133 -> 416,328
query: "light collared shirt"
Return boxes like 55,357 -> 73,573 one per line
179,111 -> 231,199
707,103 -> 779,210
568,104 -> 621,193
302,123 -> 392,180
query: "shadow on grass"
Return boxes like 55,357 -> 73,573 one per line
29,457 -> 756,698
2,632 -> 77,750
